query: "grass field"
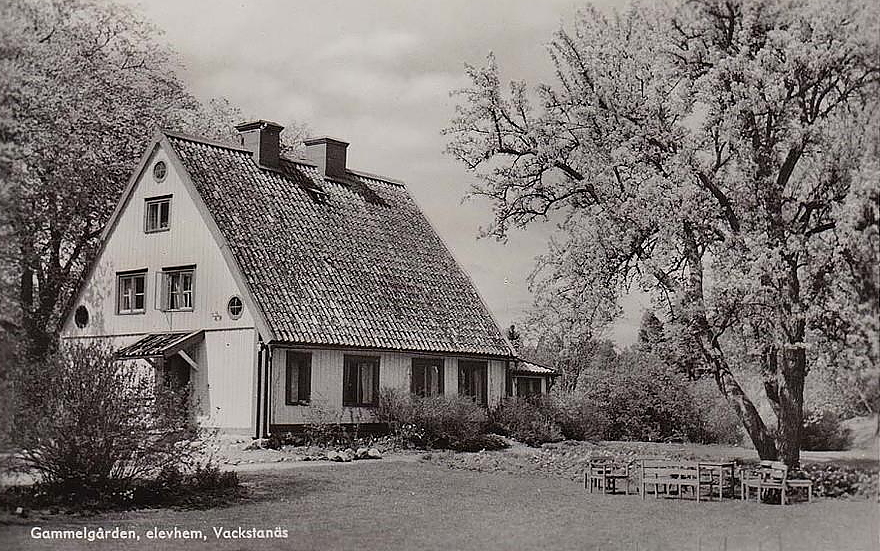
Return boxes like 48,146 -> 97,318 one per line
1,459 -> 877,551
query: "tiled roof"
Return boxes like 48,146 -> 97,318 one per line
511,360 -> 558,375
166,133 -> 513,357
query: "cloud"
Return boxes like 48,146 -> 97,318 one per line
319,31 -> 422,64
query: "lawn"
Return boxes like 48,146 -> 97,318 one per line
1,459 -> 877,551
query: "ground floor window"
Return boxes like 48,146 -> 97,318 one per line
411,358 -> 444,397
515,376 -> 543,397
285,351 -> 312,405
458,360 -> 488,405
343,355 -> 379,407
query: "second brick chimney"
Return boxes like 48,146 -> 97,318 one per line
235,120 -> 283,169
304,136 -> 349,179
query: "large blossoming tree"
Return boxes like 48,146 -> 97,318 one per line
446,0 -> 879,467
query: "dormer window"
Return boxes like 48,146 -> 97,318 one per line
145,196 -> 171,233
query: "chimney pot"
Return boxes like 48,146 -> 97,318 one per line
304,136 -> 349,179
235,120 -> 283,169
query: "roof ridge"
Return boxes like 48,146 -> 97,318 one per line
161,128 -> 251,154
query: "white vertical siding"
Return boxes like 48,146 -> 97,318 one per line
270,348 -> 509,426
196,329 -> 256,430
60,145 -> 255,339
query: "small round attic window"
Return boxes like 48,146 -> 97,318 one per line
153,160 -> 167,182
227,296 -> 243,320
74,305 -> 89,328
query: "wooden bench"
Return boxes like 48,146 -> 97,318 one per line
741,460 -> 813,504
640,459 -> 701,501
585,460 -> 633,494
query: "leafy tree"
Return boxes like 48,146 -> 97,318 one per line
446,0 -> 879,467
0,0 -> 307,359
0,0 -> 198,358
637,310 -> 665,347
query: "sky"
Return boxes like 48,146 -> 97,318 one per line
123,0 -> 650,345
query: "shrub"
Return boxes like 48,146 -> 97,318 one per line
579,356 -> 703,442
798,464 -> 878,499
687,379 -> 743,445
449,434 -> 510,452
491,397 -> 562,447
376,388 -> 488,449
801,410 -> 853,451
547,392 -> 609,441
11,343 -> 201,500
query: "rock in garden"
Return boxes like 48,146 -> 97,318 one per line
356,447 -> 369,459
326,450 -> 341,462
338,451 -> 353,462
367,448 -> 382,459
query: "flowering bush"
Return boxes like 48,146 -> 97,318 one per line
798,464 -> 878,499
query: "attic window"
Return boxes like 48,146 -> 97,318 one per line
153,161 -> 167,182
145,196 -> 171,233
227,296 -> 243,320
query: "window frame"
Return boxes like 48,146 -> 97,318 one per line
285,351 -> 312,405
458,360 -> 488,406
116,270 -> 147,315
515,376 -> 543,398
342,355 -> 380,407
411,357 -> 444,397
159,266 -> 195,312
227,296 -> 244,320
144,195 -> 172,233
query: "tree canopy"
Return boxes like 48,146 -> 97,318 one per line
446,0 -> 880,466
0,0 -> 307,359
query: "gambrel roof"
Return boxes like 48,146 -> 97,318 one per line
162,131 -> 513,357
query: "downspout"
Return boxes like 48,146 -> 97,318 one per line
264,343 -> 273,438
255,342 -> 264,439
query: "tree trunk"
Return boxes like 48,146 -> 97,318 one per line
717,364 -> 778,459
682,223 -> 778,459
776,345 -> 806,468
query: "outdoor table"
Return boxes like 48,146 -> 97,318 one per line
698,461 -> 736,500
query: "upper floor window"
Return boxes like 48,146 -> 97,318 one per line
343,355 -> 379,407
458,360 -> 488,406
411,358 -> 444,397
117,270 -> 146,314
159,267 -> 194,311
145,196 -> 171,233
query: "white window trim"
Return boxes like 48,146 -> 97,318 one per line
116,271 -> 147,315
144,196 -> 172,233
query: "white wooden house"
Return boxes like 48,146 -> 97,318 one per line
61,121 -> 554,437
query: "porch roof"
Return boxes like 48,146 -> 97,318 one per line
115,331 -> 204,360
511,360 -> 558,376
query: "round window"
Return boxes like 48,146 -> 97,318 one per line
227,296 -> 244,320
153,160 -> 167,182
74,305 -> 89,328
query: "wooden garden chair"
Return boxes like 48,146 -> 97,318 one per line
585,460 -> 632,495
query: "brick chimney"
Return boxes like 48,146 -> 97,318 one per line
235,120 -> 283,169
304,136 -> 349,179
